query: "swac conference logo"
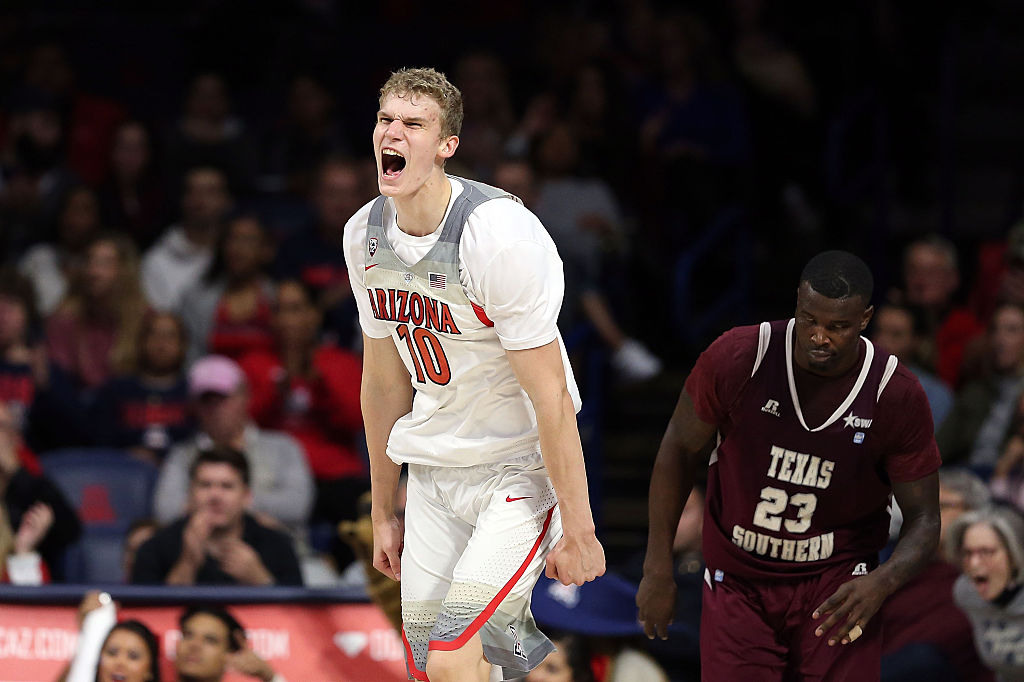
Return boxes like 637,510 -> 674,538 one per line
842,411 -> 872,429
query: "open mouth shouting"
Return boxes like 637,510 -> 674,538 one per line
972,573 -> 991,593
381,148 -> 406,180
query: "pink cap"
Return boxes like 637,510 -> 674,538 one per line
188,355 -> 245,397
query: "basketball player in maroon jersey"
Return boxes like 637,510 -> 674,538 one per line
637,251 -> 940,681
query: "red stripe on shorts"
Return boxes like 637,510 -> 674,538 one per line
402,626 -> 430,681
428,505 -> 556,653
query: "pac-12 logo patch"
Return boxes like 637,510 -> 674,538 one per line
368,237 -> 378,256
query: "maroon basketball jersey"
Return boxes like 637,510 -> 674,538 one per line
702,319 -> 898,580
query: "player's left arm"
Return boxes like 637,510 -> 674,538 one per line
479,203 -> 605,585
813,369 -> 940,645
812,472 -> 939,645
507,342 -> 606,586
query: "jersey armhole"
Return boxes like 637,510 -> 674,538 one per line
751,321 -> 772,377
710,322 -> 769,467
877,355 -> 900,402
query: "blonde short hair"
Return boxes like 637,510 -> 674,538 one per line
379,67 -> 463,140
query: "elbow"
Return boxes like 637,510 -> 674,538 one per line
529,384 -> 575,416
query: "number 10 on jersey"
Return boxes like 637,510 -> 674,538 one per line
396,323 -> 451,385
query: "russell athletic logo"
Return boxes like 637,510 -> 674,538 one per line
761,399 -> 782,417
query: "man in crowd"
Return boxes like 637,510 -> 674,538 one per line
142,166 -> 232,312
176,605 -> 286,682
152,354 -> 313,542
132,446 -> 302,585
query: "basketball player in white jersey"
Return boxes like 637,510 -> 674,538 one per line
342,68 -> 605,682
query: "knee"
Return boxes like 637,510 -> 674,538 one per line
425,650 -> 460,681
425,648 -> 488,682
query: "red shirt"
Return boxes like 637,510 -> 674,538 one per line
239,345 -> 364,479
686,322 -> 940,579
207,295 -> 275,360
936,308 -> 985,388
45,310 -> 117,389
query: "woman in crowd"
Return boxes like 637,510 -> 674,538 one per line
93,620 -> 161,682
178,213 -> 276,363
98,120 -> 166,249
949,505 -> 1024,680
89,311 -> 193,463
18,184 -> 102,316
46,232 -> 147,393
58,591 -> 161,682
0,402 -> 81,583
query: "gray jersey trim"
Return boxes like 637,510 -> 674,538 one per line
367,175 -> 515,268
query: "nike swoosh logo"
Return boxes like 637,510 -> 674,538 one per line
365,264 -> 379,271
506,495 -> 532,502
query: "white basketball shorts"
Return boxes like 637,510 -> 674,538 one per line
400,451 -> 563,681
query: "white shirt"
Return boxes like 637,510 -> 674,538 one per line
343,177 -> 581,467
141,225 -> 214,311
18,243 -> 66,315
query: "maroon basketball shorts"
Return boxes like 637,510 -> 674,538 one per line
699,559 -> 882,681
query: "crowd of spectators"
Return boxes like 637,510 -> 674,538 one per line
2,1 -> 1024,679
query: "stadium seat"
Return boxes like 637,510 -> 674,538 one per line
60,528 -> 131,584
41,449 -> 159,582
41,448 -> 158,529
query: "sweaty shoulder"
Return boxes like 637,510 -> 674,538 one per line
685,324 -> 762,425
877,358 -> 941,482
341,197 -> 378,283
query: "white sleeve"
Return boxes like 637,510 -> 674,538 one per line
342,204 -> 392,339
461,199 -> 565,351
152,445 -> 191,523
66,599 -> 117,682
141,251 -> 173,311
478,239 -> 564,351
4,552 -> 44,585
254,433 -> 314,526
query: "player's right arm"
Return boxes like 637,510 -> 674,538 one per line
637,327 -> 754,639
361,334 -> 412,581
343,203 -> 411,582
636,386 -> 717,640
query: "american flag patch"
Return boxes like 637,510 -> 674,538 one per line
429,273 -> 446,289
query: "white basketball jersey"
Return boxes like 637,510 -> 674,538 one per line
354,176 -> 581,467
